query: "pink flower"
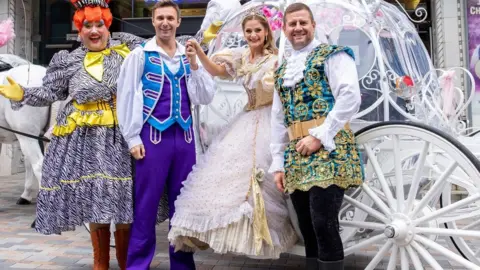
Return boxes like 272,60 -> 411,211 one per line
270,19 -> 282,31
0,18 -> 15,47
262,6 -> 273,18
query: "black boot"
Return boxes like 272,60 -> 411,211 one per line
306,258 -> 318,270
318,259 -> 344,270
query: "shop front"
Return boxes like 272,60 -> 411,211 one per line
465,0 -> 480,126
37,1 -> 433,64
37,0 -> 214,65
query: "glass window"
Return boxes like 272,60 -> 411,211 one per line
133,0 -> 210,17
109,0 -> 134,32
46,0 -> 74,43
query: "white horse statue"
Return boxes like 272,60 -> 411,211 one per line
0,54 -> 65,205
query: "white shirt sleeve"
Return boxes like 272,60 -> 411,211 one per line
308,51 -> 361,152
116,47 -> 145,150
187,57 -> 215,105
269,89 -> 289,174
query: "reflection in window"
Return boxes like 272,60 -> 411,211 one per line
404,32 -> 430,79
379,35 -> 407,77
109,0 -> 133,32
133,0 -> 209,17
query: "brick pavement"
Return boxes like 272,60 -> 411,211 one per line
0,173 -> 469,269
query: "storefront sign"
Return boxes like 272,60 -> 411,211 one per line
466,0 -> 480,125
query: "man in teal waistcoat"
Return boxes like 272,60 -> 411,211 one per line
270,3 -> 364,270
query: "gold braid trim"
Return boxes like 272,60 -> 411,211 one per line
245,112 -> 273,254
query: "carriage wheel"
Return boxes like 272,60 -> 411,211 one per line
341,121 -> 480,269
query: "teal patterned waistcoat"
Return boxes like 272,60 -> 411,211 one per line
274,44 -> 364,193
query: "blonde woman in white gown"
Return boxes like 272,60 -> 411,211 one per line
168,11 -> 298,258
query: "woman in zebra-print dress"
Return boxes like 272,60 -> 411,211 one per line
0,1 -> 169,269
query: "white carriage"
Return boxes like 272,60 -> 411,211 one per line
196,0 -> 480,268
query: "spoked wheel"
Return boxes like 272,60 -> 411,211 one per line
340,121 -> 480,269
83,222 -> 116,248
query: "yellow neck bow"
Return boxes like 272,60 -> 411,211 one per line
84,43 -> 131,82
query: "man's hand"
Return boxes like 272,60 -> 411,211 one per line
296,135 -> 322,156
130,144 -> 145,160
186,39 -> 201,49
186,39 -> 199,70
274,172 -> 285,193
0,76 -> 24,101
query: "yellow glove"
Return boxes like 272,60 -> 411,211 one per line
202,21 -> 224,45
0,76 -> 24,101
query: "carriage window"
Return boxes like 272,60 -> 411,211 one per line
404,32 -> 431,78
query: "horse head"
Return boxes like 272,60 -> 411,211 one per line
0,54 -> 30,68
0,60 -> 12,72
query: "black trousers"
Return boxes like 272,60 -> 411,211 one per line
290,185 -> 345,261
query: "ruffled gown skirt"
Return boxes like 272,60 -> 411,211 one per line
168,106 -> 298,258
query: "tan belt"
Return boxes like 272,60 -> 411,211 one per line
287,117 -> 350,141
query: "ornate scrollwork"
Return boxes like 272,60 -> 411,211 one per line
360,68 -> 382,92
393,0 -> 428,23
221,33 -> 247,49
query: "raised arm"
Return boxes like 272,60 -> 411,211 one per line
5,50 -> 73,110
113,32 -> 146,51
185,40 -> 216,105
116,47 -> 145,150
191,39 -> 229,78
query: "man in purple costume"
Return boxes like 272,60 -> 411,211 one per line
116,1 -> 215,269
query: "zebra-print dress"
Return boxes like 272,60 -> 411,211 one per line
12,33 -> 169,235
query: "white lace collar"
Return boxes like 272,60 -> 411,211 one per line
283,39 -> 321,87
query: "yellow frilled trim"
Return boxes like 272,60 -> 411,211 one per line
52,99 -> 116,137
40,173 -> 132,191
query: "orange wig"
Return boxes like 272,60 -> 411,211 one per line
70,0 -> 113,31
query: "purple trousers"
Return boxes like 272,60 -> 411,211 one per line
126,123 -> 196,270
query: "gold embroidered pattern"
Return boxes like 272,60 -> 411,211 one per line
283,130 -> 363,193
274,44 -> 364,193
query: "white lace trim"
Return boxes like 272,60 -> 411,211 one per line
308,121 -> 336,152
283,39 -> 321,87
308,115 -> 344,152
170,201 -> 253,233
283,52 -> 310,87
168,202 -> 298,258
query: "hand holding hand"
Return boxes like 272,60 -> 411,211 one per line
186,39 -> 201,50
0,76 -> 24,101
186,39 -> 199,70
274,172 -> 285,193
296,135 -> 322,156
130,144 -> 145,160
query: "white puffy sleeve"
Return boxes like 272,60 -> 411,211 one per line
210,47 -> 244,81
116,46 -> 145,150
187,58 -> 215,105
308,51 -> 361,152
269,89 -> 289,174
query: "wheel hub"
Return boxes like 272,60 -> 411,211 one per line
384,213 -> 414,246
